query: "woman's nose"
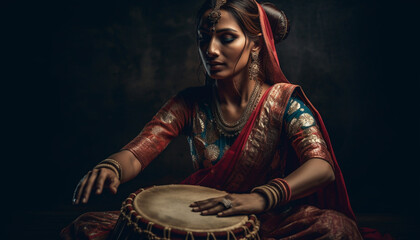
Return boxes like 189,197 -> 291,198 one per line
206,37 -> 219,57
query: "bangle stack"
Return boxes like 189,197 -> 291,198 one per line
93,158 -> 122,181
251,178 -> 291,211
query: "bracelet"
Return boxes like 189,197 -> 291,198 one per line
251,178 -> 292,211
96,159 -> 122,180
93,164 -> 120,180
251,185 -> 277,211
271,178 -> 291,202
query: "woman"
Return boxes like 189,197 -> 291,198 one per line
62,0 -> 384,239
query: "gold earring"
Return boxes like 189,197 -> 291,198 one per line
249,51 -> 260,82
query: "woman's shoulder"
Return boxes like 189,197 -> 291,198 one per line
271,82 -> 299,91
266,82 -> 300,102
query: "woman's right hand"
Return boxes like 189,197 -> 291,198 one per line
72,167 -> 121,204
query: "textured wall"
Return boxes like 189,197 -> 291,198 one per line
6,0 -> 418,224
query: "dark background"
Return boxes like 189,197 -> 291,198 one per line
4,0 -> 419,239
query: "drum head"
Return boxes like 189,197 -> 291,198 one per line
133,185 -> 248,232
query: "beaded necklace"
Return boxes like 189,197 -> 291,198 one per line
211,81 -> 263,137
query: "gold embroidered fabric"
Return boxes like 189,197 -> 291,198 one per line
122,84 -> 333,187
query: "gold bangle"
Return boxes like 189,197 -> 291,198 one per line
93,164 -> 120,180
265,184 -> 280,209
268,180 -> 285,204
99,159 -> 122,180
251,185 -> 274,211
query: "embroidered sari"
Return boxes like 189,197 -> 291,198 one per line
61,1 -> 391,239
60,83 -> 363,239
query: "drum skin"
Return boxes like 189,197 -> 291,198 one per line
109,184 -> 260,240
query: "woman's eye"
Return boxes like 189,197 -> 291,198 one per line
221,35 -> 236,44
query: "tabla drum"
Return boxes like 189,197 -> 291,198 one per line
109,184 -> 260,240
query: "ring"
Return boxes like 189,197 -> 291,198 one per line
220,198 -> 232,209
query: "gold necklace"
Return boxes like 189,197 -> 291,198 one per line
211,81 -> 263,137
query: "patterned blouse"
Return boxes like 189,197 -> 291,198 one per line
188,95 -> 318,170
123,83 -> 332,191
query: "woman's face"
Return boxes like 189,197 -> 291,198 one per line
198,9 -> 256,80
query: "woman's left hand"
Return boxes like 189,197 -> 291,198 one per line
190,193 -> 266,217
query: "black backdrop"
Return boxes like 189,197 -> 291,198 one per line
4,0 -> 419,239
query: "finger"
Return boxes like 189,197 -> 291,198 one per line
217,207 -> 240,217
74,173 -> 90,204
190,197 -> 213,208
190,197 -> 216,207
108,176 -> 120,194
201,204 -> 226,215
191,197 -> 223,212
94,169 -> 109,195
81,169 -> 99,203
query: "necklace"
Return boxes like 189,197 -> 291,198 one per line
211,81 -> 263,137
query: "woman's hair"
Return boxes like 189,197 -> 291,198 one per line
196,0 -> 290,84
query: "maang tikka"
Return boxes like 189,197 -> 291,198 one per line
208,0 -> 227,31
249,51 -> 260,82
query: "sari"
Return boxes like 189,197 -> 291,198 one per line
61,1 -> 392,239
61,83 -> 363,239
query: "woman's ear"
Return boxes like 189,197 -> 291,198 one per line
251,34 -> 263,53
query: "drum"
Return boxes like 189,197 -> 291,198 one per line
109,184 -> 260,240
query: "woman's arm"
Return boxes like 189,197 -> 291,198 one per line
285,157 -> 335,200
73,90 -> 193,204
73,150 -> 141,204
190,157 -> 334,216
107,150 -> 142,183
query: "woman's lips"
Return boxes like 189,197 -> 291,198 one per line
208,61 -> 224,70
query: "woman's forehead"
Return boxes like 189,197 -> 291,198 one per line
199,9 -> 242,33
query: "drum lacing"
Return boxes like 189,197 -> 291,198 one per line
241,225 -> 251,238
120,191 -> 145,236
206,232 -> 217,240
185,231 -> 194,240
133,215 -> 143,234
240,215 -> 260,240
147,222 -> 155,239
227,230 -> 237,240
163,226 -> 172,239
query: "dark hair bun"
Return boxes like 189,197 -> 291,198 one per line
261,2 -> 290,43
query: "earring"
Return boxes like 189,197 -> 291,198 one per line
249,51 -> 260,82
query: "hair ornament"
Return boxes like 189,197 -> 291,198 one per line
208,0 -> 227,31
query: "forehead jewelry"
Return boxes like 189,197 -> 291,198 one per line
208,0 -> 227,32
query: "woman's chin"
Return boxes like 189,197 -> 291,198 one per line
208,70 -> 227,80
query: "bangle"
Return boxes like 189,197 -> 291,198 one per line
272,178 -> 291,202
93,164 -> 120,180
251,185 -> 279,211
269,178 -> 291,203
96,159 -> 122,180
251,178 -> 292,211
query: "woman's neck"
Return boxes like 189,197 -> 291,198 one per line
215,71 -> 255,108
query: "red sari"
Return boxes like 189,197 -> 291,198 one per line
61,83 -> 364,240
61,1 -> 392,239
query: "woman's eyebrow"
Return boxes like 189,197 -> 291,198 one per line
198,27 -> 238,33
216,28 -> 238,33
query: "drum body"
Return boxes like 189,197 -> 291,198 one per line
109,184 -> 260,240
